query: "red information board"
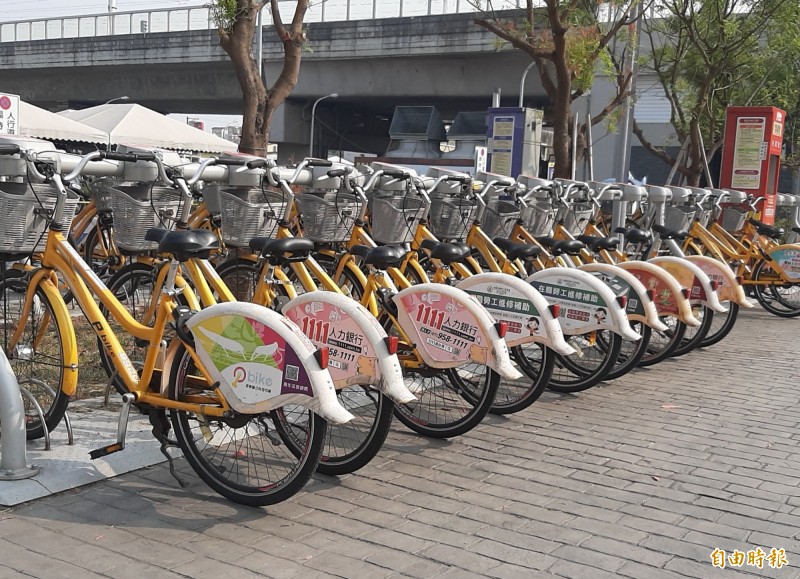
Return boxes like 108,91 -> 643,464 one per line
719,106 -> 785,224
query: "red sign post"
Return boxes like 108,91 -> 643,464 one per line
719,106 -> 785,224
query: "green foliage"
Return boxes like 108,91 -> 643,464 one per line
208,0 -> 242,33
644,0 -> 800,163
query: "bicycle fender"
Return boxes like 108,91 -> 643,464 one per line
31,269 -> 79,397
392,284 -> 523,380
614,261 -> 699,326
455,272 -> 575,355
767,245 -> 800,283
525,269 -> 641,341
185,302 -> 353,425
649,257 -> 726,313
282,292 -> 415,404
683,255 -> 753,307
578,264 -> 668,332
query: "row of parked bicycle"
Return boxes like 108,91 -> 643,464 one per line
0,136 -> 797,507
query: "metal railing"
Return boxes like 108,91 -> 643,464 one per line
0,1 -> 523,43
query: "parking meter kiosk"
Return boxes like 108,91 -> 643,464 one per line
719,106 -> 785,225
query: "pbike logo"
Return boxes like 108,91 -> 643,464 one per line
231,365 -> 273,389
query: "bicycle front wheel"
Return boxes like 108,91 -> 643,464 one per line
168,343 -> 326,506
0,270 -> 71,440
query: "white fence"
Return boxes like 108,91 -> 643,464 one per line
0,1 -> 525,43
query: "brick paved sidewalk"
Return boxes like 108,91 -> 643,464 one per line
0,307 -> 798,578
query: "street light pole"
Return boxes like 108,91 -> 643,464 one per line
309,93 -> 338,158
518,61 -> 536,108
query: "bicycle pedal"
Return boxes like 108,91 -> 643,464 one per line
89,443 -> 124,460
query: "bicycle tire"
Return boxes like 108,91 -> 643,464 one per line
752,260 -> 800,317
548,330 -> 622,393
0,270 -> 71,440
639,317 -> 686,367
215,257 -> 262,302
671,305 -> 713,356
273,386 -> 395,476
604,322 -> 651,381
490,343 -> 555,415
168,342 -> 326,506
700,302 -> 739,347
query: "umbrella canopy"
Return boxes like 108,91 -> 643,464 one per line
60,103 -> 238,154
18,101 -> 108,144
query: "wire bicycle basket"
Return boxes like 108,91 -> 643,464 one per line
520,199 -> 557,237
719,206 -> 749,232
204,185 -> 286,248
481,197 -> 520,239
295,191 -> 362,243
427,193 -> 477,241
664,205 -> 697,231
108,184 -> 183,253
557,201 -> 594,235
369,192 -> 426,244
0,182 -> 80,256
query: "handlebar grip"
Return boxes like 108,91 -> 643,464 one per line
305,158 -> 333,168
215,157 -> 248,166
445,175 -> 470,183
0,144 -> 21,155
326,168 -> 349,178
101,151 -> 156,163
246,159 -> 269,169
383,170 -> 410,179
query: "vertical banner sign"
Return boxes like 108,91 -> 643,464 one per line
490,116 -> 515,176
730,117 -> 765,190
0,93 -> 20,135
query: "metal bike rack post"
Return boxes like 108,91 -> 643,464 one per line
0,351 -> 39,480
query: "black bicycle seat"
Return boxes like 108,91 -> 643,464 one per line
652,224 -> 689,240
351,245 -> 406,268
536,237 -> 585,255
749,219 -> 784,239
147,228 -> 219,261
614,227 -> 652,244
492,237 -> 542,260
576,235 -> 620,251
249,237 -> 314,262
420,239 -> 470,265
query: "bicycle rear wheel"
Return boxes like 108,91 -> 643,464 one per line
273,386 -> 395,476
700,302 -> 739,347
0,270 -> 70,440
168,343 -> 326,506
548,330 -> 622,393
672,305 -> 713,356
639,316 -> 685,366
490,343 -> 554,415
752,260 -> 800,317
604,322 -> 651,381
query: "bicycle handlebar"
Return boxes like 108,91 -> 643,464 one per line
99,150 -> 157,163
0,144 -> 21,155
305,158 -> 333,168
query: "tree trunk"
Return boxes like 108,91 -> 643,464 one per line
217,0 -> 308,156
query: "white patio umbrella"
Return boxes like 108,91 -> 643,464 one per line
60,103 -> 238,154
18,101 -> 108,144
